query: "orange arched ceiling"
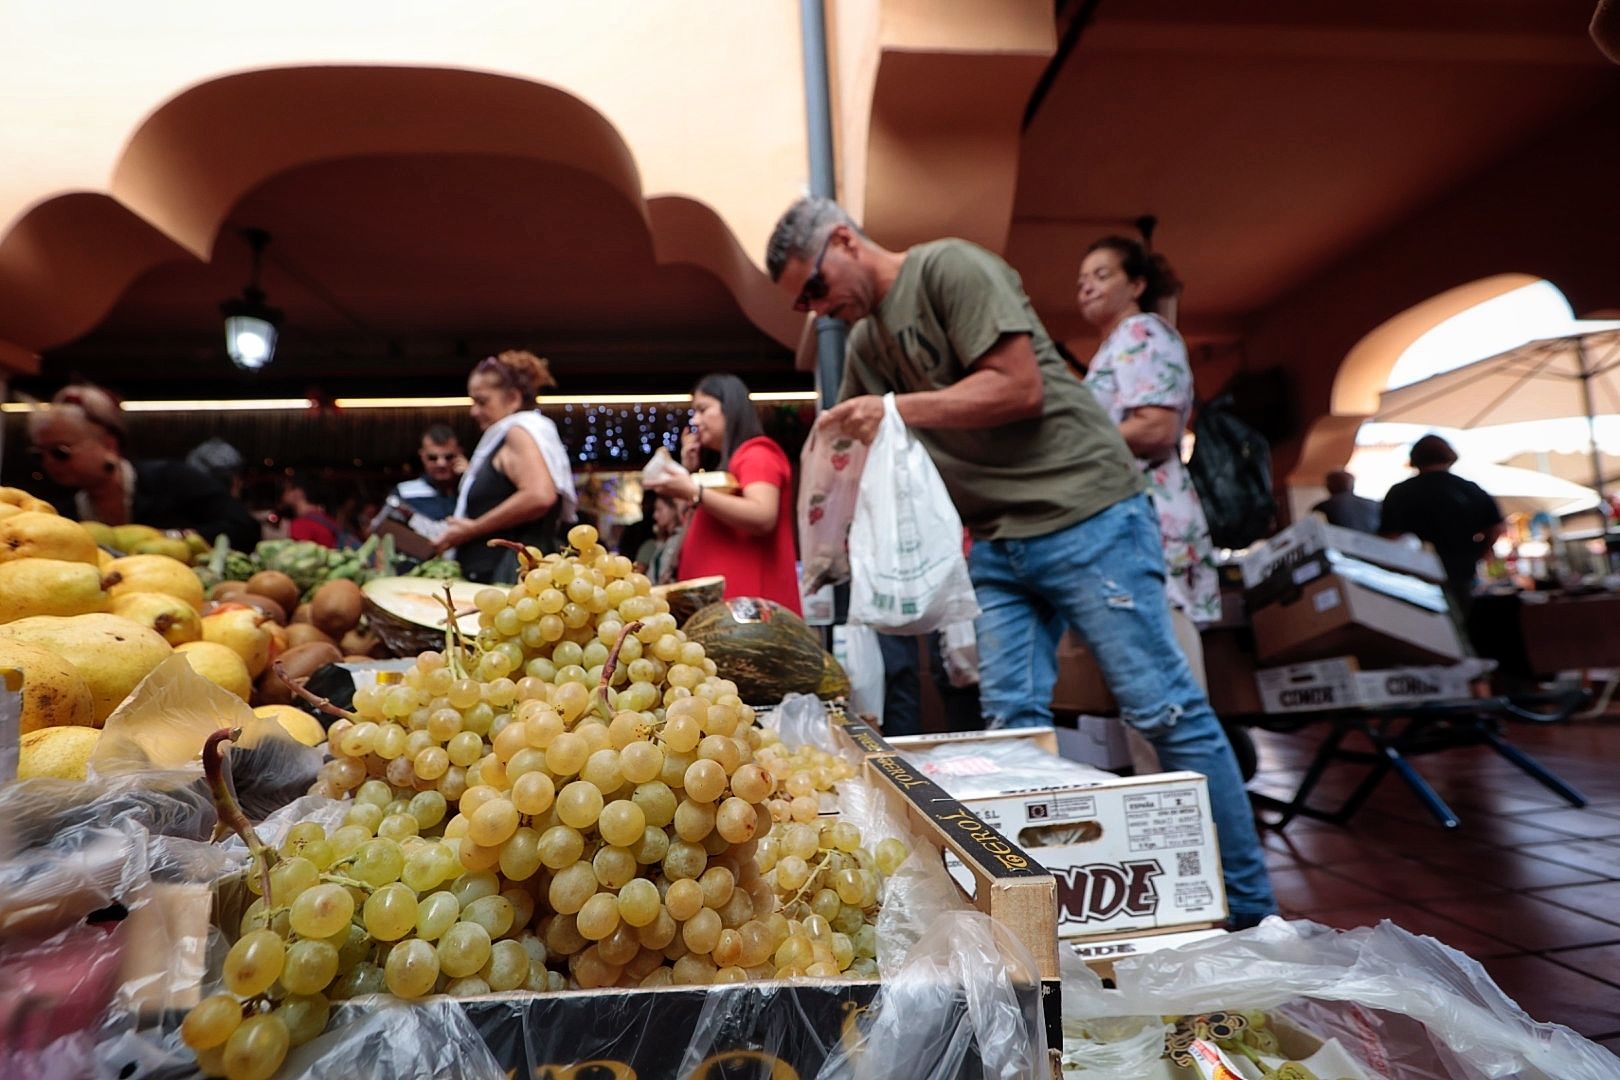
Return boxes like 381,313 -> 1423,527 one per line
0,66 -> 803,389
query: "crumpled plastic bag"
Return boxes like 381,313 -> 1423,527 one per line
1062,916 -> 1618,1080
798,423 -> 870,592
939,620 -> 980,688
832,624 -> 886,723
846,394 -> 980,635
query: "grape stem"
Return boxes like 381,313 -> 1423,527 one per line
203,727 -> 277,902
273,661 -> 358,721
437,584 -> 470,680
487,538 -> 543,575
783,850 -> 838,910
589,619 -> 644,722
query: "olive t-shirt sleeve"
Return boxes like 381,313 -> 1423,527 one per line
922,244 -> 1039,367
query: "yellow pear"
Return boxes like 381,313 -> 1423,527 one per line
175,640 -> 253,701
0,504 -> 20,520
0,487 -> 57,514
253,703 -> 326,747
19,725 -> 101,780
81,520 -> 116,548
110,523 -> 163,553
0,511 -> 99,566
111,590 -> 203,646
184,531 -> 210,557
200,607 -> 271,678
131,536 -> 194,563
0,613 -> 171,724
105,553 -> 205,612
0,558 -> 115,622
0,639 -> 96,732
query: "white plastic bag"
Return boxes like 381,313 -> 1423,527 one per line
847,394 -> 979,634
832,623 -> 885,723
939,620 -> 980,687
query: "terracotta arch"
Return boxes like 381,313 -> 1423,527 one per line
1288,272 -> 1543,488
0,65 -> 802,366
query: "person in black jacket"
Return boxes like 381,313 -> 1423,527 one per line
26,383 -> 261,551
1380,435 -> 1503,615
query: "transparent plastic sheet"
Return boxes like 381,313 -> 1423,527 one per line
769,691 -> 845,758
1057,948 -> 1168,1077
283,998 -> 504,1080
1062,917 -> 1619,1080
899,735 -> 1115,802
819,910 -> 1049,1080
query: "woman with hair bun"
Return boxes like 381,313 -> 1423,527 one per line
440,349 -> 578,583
646,372 -> 801,613
1077,236 -> 1219,682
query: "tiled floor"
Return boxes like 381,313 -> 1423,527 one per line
1248,716 -> 1620,1052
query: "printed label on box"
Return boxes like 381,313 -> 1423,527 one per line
1313,586 -> 1341,612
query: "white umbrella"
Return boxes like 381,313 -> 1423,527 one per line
1346,446 -> 1600,519
1375,327 -> 1620,502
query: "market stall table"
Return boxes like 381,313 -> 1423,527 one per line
1235,695 -> 1588,830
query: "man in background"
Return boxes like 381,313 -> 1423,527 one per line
1381,435 -> 1503,616
1312,469 -> 1381,533
388,424 -> 465,522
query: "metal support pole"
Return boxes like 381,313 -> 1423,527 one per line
799,0 -> 846,412
1578,339 -> 1607,507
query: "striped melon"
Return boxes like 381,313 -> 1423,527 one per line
681,597 -> 826,705
816,649 -> 851,699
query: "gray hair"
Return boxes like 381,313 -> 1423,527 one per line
765,196 -> 862,281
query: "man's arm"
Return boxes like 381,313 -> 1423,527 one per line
819,332 -> 1043,443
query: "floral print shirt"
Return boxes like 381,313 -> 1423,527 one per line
1084,313 -> 1220,623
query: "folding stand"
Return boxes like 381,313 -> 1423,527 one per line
1243,696 -> 1588,830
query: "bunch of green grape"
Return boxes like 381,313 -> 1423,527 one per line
753,741 -> 859,825
755,818 -> 909,978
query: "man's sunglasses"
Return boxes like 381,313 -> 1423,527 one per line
27,444 -> 74,463
793,232 -> 835,313
422,453 -> 458,463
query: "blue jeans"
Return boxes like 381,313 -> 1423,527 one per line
970,494 -> 1276,920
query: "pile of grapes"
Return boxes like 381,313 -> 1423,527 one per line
183,526 -> 907,1080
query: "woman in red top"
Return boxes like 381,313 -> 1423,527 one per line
647,374 -> 801,614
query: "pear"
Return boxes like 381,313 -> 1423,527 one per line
81,521 -> 117,548
110,523 -> 163,553
175,640 -> 253,701
106,553 -> 205,612
131,536 -> 194,563
0,639 -> 96,732
0,487 -> 57,514
111,590 -> 203,646
253,703 -> 326,747
19,725 -> 101,780
0,558 -> 116,622
201,607 -> 272,678
0,511 -> 99,566
0,613 -> 171,724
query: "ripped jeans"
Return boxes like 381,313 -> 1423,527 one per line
970,493 -> 1276,920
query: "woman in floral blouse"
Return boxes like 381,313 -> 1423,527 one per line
1077,236 -> 1220,686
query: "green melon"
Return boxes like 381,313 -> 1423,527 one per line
816,649 -> 851,699
681,597 -> 826,705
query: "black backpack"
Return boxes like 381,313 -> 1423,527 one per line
1188,395 -> 1277,550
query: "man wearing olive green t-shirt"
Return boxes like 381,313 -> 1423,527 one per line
766,197 -> 1275,927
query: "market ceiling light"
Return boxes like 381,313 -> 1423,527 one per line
0,399 -> 313,414
221,227 -> 283,371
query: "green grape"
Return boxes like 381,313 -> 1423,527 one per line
597,800 -> 646,848
545,732 -> 589,777
548,861 -> 598,915
416,890 -> 461,940
663,839 -> 708,881
715,797 -> 758,844
352,838 -> 405,887
266,856 -> 317,905
181,992 -> 243,1050
328,922 -> 372,973
451,870 -> 500,907
448,678 -> 482,710
511,771 -> 555,815
445,975 -> 492,997
580,748 -> 623,791
221,1013 -> 290,1080
377,813 -> 420,842
592,845 -> 638,889
630,825 -> 670,866
462,894 -> 515,939
468,798 -> 521,847
329,960 -> 386,1000
345,801 -> 385,834
537,824 -> 585,869
666,878 -> 704,921
289,883 -> 355,939
408,789 -> 448,830
632,781 -> 677,828
363,882 -> 420,942
223,929 -> 285,997
499,826 -> 544,882
616,878 -> 662,928
482,938 -> 531,991
401,841 -> 455,893
281,938 -> 339,996
438,921 -> 493,979
384,939 -> 440,999
274,993 -> 330,1047
576,892 -> 621,941
874,837 -> 909,875
556,781 -> 604,829
619,739 -> 664,783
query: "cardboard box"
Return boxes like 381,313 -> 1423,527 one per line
1051,630 -> 1117,715
1241,517 -> 1444,589
1246,549 -> 1450,616
1068,925 -> 1227,980
1251,572 -> 1465,667
1254,656 -> 1491,714
897,749 -> 1227,938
